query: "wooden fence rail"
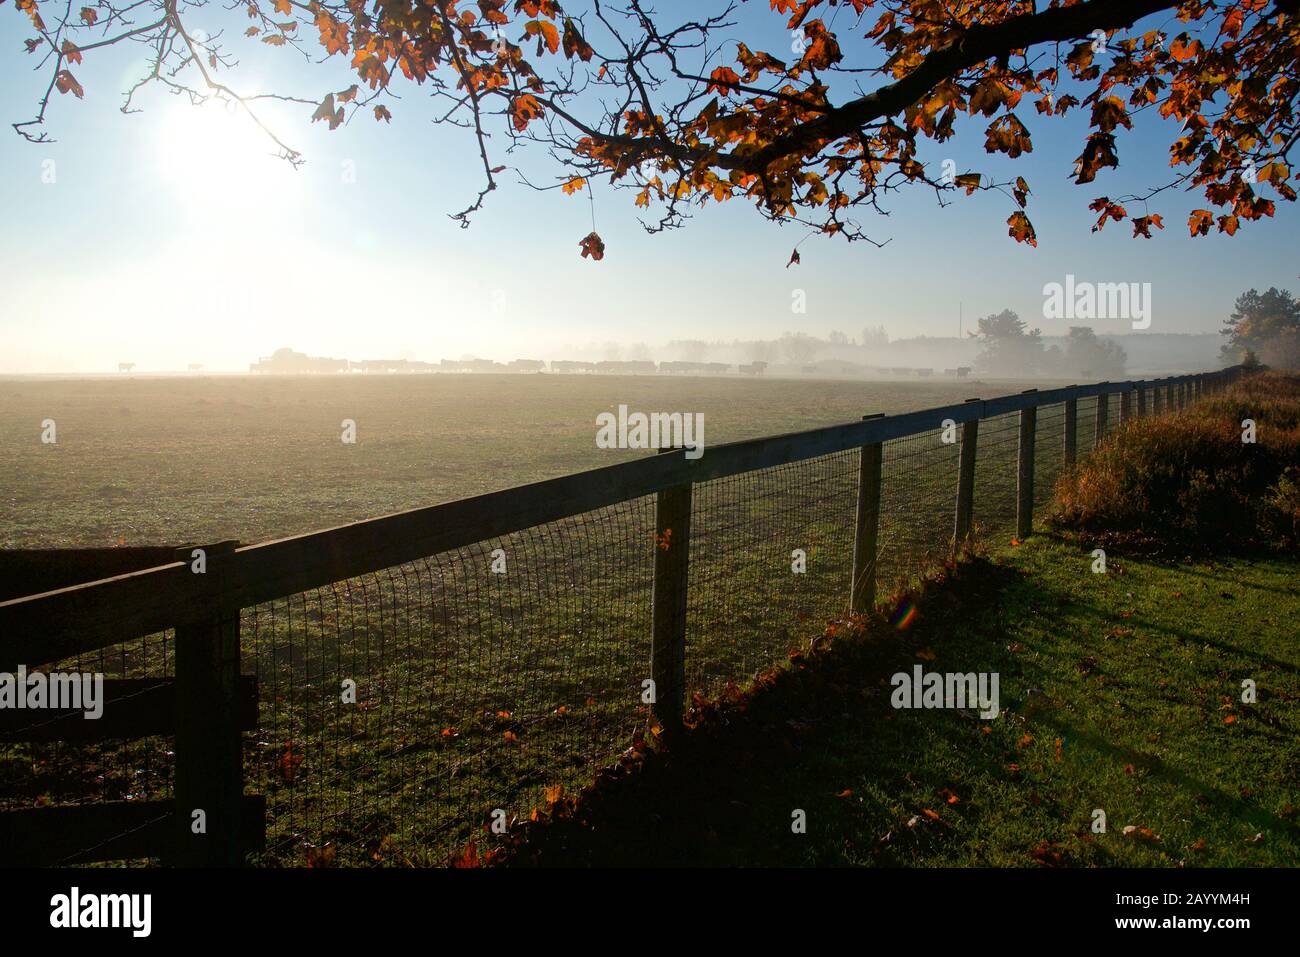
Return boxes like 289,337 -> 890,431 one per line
0,366 -> 1243,866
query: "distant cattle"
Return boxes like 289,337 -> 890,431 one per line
117,362 -> 135,373
595,360 -> 657,374
508,359 -> 547,372
659,361 -> 711,374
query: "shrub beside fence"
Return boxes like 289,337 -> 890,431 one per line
0,368 -> 1242,866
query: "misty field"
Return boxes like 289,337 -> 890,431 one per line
0,372 -> 1067,549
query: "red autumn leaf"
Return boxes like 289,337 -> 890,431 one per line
449,841 -> 480,868
579,230 -> 605,260
562,19 -> 593,61
708,66 -> 741,95
54,70 -> 84,98
304,843 -> 336,867
277,741 -> 303,782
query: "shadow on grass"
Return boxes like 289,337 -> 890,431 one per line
492,558 -> 1028,866
489,547 -> 1299,867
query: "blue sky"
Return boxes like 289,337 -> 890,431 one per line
1,1 -> 1296,372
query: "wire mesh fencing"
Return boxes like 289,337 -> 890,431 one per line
0,627 -> 175,866
240,496 -> 656,865
686,450 -> 858,699
876,425 -> 961,596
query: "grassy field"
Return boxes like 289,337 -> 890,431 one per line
0,372 -> 1065,547
499,536 -> 1300,867
0,371 -> 1136,866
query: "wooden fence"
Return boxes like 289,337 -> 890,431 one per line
0,367 -> 1242,865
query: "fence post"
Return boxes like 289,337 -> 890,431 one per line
651,453 -> 691,739
1094,390 -> 1109,449
850,414 -> 885,614
171,540 -> 245,867
1137,384 -> 1147,418
953,399 -> 980,548
1064,396 -> 1078,467
1152,381 -> 1163,416
1016,392 -> 1037,541
1119,387 -> 1133,423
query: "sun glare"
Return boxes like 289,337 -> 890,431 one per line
153,97 -> 301,221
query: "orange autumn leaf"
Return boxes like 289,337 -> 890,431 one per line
510,93 -> 542,132
708,66 -> 741,95
1007,211 -> 1037,247
449,842 -> 480,868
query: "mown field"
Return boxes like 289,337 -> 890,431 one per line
0,372 -> 1067,548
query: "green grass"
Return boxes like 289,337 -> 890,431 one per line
0,372 -> 1067,547
501,536 -> 1300,867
